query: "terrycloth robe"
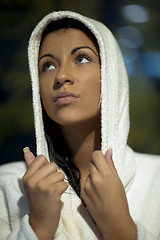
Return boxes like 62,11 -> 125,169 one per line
0,11 -> 160,240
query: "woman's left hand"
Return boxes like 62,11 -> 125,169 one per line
81,149 -> 137,240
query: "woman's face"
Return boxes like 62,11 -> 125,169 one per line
38,28 -> 101,126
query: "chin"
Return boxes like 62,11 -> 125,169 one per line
47,105 -> 100,127
52,113 -> 101,128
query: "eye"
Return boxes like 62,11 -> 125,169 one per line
43,61 -> 55,72
76,54 -> 91,64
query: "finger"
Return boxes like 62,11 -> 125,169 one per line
81,179 -> 95,208
55,181 -> 68,195
38,180 -> 68,198
105,148 -> 118,175
89,160 -> 98,177
23,155 -> 49,179
44,171 -> 65,184
81,176 -> 91,199
23,147 -> 35,167
105,148 -> 113,166
81,175 -> 98,201
81,189 -> 90,206
92,150 -> 107,172
30,165 -> 60,183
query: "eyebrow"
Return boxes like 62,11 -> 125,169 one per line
38,54 -> 55,63
38,46 -> 97,63
71,46 -> 97,56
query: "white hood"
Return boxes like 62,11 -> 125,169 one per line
28,11 -> 136,189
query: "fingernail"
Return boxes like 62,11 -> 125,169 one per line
108,147 -> 112,158
23,147 -> 30,153
109,147 -> 112,156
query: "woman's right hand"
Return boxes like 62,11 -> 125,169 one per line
22,148 -> 68,240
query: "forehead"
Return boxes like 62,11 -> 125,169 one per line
40,28 -> 98,52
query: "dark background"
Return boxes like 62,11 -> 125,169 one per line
0,0 -> 160,165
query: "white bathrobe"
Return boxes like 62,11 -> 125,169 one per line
0,11 -> 160,240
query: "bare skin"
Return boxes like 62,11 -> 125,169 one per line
61,113 -> 101,189
23,28 -> 137,240
81,150 -> 137,240
23,151 -> 68,240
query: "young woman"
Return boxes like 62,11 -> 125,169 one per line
0,11 -> 160,240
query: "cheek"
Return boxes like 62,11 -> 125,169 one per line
83,71 -> 101,101
39,78 -> 54,114
41,96 -> 58,124
39,68 -> 101,126
39,73 -> 54,100
39,79 -> 65,124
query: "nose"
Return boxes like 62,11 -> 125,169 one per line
54,64 -> 74,89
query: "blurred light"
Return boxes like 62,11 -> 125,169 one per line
117,26 -> 143,48
116,26 -> 142,75
119,47 -> 139,63
123,58 -> 135,77
121,5 -> 150,23
142,51 -> 160,78
119,48 -> 138,77
116,27 -> 141,77
118,38 -> 137,48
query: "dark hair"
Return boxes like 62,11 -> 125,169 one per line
40,18 -> 99,52
40,18 -> 99,197
42,107 -> 81,196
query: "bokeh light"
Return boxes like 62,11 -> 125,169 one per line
121,4 -> 150,23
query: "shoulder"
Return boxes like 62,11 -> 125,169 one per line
134,152 -> 160,184
135,152 -> 160,168
0,161 -> 27,181
128,152 -> 160,204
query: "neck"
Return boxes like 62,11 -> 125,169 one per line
61,114 -> 101,177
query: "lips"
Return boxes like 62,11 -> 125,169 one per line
54,91 -> 79,104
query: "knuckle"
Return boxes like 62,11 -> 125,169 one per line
37,155 -> 48,164
91,174 -> 98,183
49,187 -> 61,200
92,150 -> 101,159
63,181 -> 68,189
37,182 -> 55,196
58,171 -> 65,179
83,185 -> 90,195
49,163 -> 57,171
83,181 -> 91,194
26,178 -> 35,189
38,154 -> 45,159
91,174 -> 101,186
59,181 -> 68,193
23,177 -> 35,191
22,174 -> 27,184
55,194 -> 61,202
37,181 -> 45,191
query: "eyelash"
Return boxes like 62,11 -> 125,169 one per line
76,53 -> 91,63
41,53 -> 92,72
42,60 -> 55,72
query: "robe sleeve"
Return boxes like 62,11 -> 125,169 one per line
136,222 -> 160,240
0,185 -> 38,240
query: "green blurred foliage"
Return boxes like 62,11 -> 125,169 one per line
0,0 -> 103,163
128,75 -> 160,154
0,0 -> 160,164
